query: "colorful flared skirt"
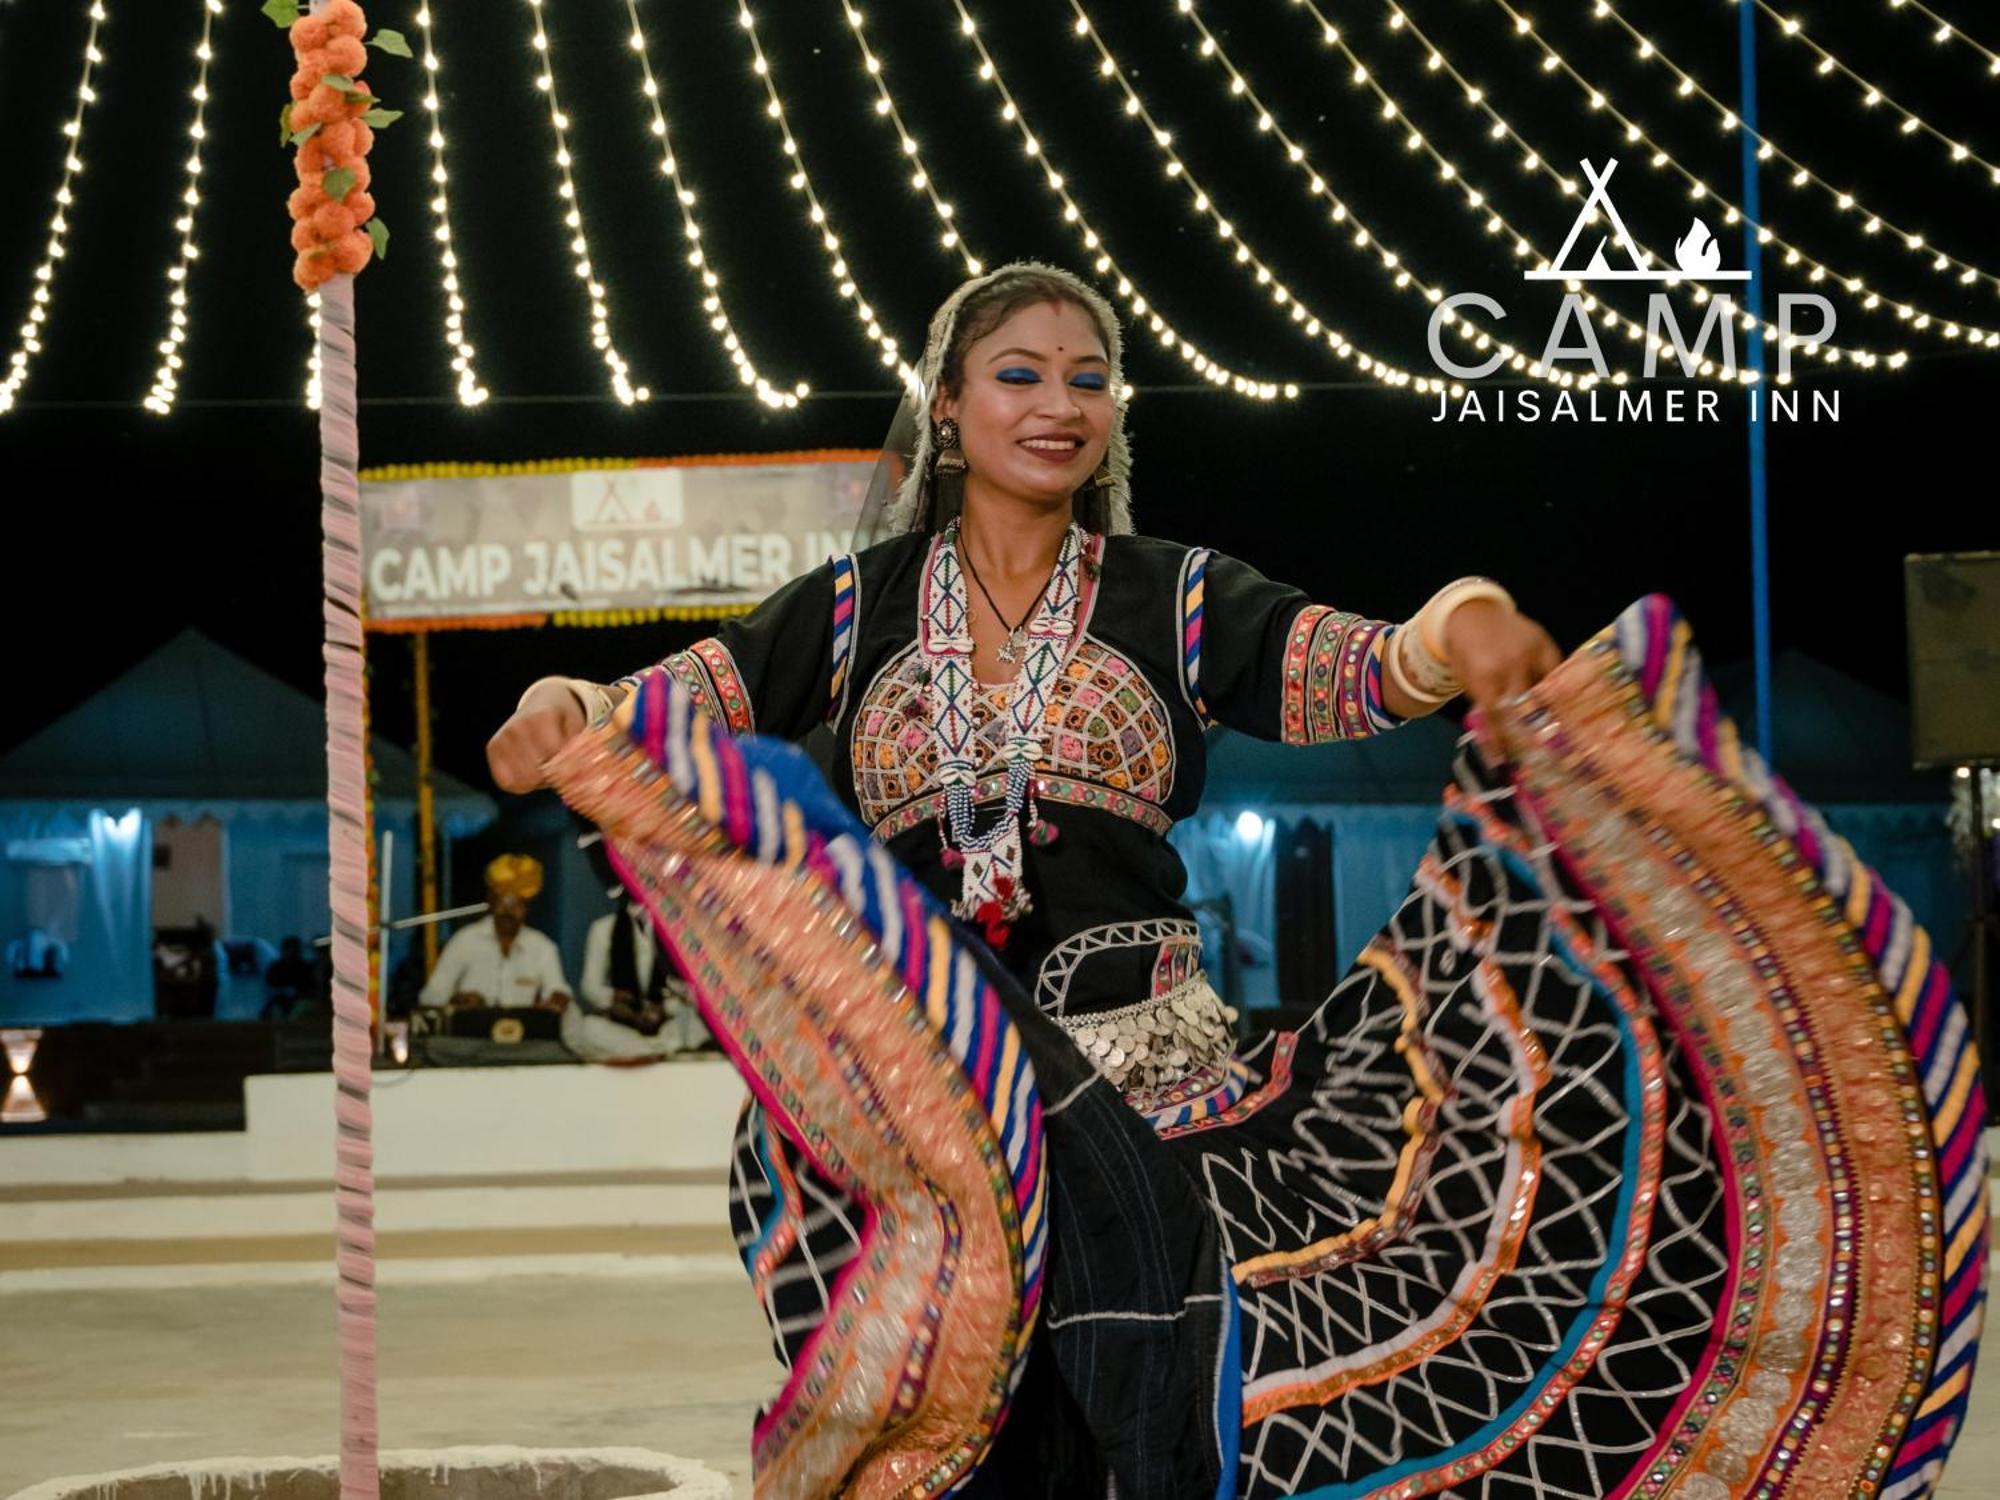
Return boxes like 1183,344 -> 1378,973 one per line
549,595 -> 1988,1500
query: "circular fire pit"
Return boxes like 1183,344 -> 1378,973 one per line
4,1447 -> 732,1500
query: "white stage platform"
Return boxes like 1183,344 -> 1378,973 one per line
0,1060 -> 747,1247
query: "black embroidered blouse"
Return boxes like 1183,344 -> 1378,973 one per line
624,531 -> 1403,1019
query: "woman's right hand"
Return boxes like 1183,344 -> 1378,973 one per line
486,680 -> 588,794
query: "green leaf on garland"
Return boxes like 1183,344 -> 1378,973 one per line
323,167 -> 356,201
361,108 -> 404,129
321,74 -> 355,92
261,0 -> 301,28
342,91 -> 378,107
279,101 -> 294,147
368,30 -> 415,59
290,122 -> 322,146
367,219 -> 390,262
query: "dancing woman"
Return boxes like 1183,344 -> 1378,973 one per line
490,264 -> 1985,1499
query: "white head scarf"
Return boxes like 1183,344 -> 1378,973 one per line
876,262 -> 1135,537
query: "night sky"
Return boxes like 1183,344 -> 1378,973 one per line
1,0 -> 1992,788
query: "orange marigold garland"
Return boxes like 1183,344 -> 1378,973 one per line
265,0 -> 410,291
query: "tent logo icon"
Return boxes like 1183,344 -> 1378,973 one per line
571,471 -> 685,531
1524,158 -> 1750,283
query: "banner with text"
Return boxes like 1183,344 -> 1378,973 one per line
360,455 -> 872,623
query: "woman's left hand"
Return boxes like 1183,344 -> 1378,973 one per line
1441,600 -> 1564,712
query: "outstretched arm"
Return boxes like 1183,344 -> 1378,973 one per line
1190,551 -> 1559,743
1377,579 -> 1562,721
1414,595 -> 1562,717
487,556 -> 842,794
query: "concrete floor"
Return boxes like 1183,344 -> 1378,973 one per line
0,1270 -> 773,1498
3,1266 -> 1996,1498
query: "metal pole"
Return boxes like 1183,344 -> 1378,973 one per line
1738,0 -> 1773,762
413,631 -> 440,972
377,829 -> 394,1045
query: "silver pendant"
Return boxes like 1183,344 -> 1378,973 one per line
998,628 -> 1026,664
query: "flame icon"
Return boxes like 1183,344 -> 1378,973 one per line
1674,217 -> 1722,276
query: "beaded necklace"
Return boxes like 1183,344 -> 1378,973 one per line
919,519 -> 1085,940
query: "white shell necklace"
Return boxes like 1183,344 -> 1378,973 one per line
918,519 -> 1085,932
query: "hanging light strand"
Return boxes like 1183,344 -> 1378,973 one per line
734,8 -> 914,386
1744,0 -> 2000,138
523,0 -> 646,404
306,293 -> 324,410
1264,0 -> 1904,376
1112,0 -> 1752,396
1477,0 -> 1996,347
945,1 -> 1381,398
0,3 -> 109,416
1072,0 -> 1536,394
837,6 -> 983,277
1874,0 -> 2000,80
415,3 -> 489,406
625,0 -> 808,408
143,0 -> 224,415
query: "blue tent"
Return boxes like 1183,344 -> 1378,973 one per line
0,631 -> 494,1024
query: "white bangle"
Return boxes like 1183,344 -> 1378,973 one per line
1417,578 -> 1516,664
1385,627 -> 1458,708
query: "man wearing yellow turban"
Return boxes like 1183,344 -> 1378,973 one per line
419,854 -> 572,1012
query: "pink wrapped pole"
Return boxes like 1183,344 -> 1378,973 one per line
316,268 -> 379,1499
281,0 -> 381,1493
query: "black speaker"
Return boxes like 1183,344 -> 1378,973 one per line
1904,552 -> 2000,768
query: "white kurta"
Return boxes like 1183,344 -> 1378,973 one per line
419,917 -> 569,1009
569,907 -> 711,1060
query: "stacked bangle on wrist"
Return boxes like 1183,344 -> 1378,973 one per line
1418,577 -> 1515,664
1387,577 -> 1518,710
1387,626 -> 1460,708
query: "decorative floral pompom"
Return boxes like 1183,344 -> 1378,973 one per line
322,1 -> 368,40
273,0 -> 403,290
310,201 -> 358,241
321,35 -> 367,75
330,230 -> 373,274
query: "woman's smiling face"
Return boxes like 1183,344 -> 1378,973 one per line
936,299 -> 1114,511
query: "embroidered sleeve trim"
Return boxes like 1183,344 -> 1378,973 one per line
1179,547 -> 1215,726
1280,605 -> 1395,744
828,552 -> 859,726
687,638 -> 755,735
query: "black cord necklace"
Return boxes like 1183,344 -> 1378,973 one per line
958,527 -> 1058,664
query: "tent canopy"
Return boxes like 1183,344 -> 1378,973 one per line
0,629 -> 492,826
1710,650 -> 1948,805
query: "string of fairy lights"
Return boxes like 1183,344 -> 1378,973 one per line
1738,0 -> 2000,179
836,6 -> 985,279
943,2 -> 1340,399
1481,0 -> 1998,349
1053,0 -> 1523,394
0,0 -> 1991,410
0,2 -> 108,416
1168,0 -> 1776,385
415,3 -> 488,407
1875,0 -> 2000,78
624,0 -> 807,408
305,292 -> 323,410
1268,0 -> 1904,376
734,7 -> 916,387
142,0 -> 224,416
524,0 -> 646,405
